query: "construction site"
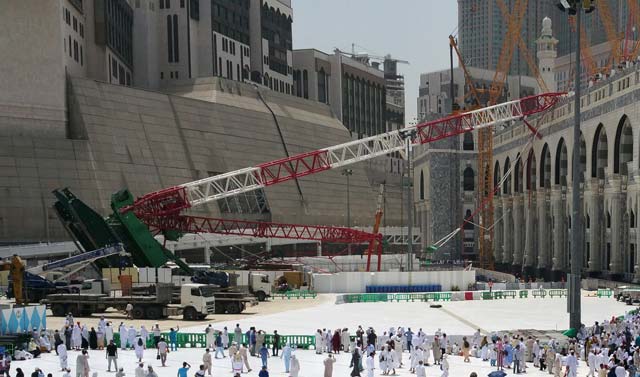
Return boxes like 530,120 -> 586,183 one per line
2,0 -> 640,375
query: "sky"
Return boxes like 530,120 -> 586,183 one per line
291,0 -> 459,124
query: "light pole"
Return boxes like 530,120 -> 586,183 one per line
342,168 -> 353,256
557,0 -> 594,330
400,129 -> 417,271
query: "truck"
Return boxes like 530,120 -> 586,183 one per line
179,268 -> 271,302
42,279 -> 216,320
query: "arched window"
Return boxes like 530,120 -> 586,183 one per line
463,133 -> 474,151
631,210 -> 636,229
463,167 -> 475,191
607,211 -> 611,228
419,170 -> 425,200
463,209 -> 474,230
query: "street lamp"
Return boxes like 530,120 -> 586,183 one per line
557,0 -> 595,331
399,129 -> 417,271
342,168 -> 353,256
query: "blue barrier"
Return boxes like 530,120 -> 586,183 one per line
365,284 -> 442,293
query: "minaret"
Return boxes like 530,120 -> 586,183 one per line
536,17 -> 559,93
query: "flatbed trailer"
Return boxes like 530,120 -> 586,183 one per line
42,293 -> 177,319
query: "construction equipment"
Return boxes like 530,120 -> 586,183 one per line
42,280 -> 219,319
365,184 -> 385,272
475,0 -> 528,271
52,93 -> 562,283
6,244 -> 125,303
449,35 -> 484,108
596,0 -> 623,72
0,255 -> 25,305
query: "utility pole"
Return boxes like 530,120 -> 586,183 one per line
400,130 -> 417,271
568,5 -> 583,331
342,169 -> 353,257
558,0 -> 594,330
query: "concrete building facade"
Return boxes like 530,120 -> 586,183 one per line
292,49 -> 387,139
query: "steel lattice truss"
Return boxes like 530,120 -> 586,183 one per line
124,93 -> 564,243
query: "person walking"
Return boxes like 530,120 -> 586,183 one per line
231,353 -> 243,375
239,344 -> 251,373
118,323 -> 127,350
365,352 -> 375,377
222,327 -> 229,349
134,338 -> 144,362
169,327 -> 179,352
202,349 -> 212,376
233,325 -> 242,345
105,323 -> 114,346
272,330 -> 280,356
125,303 -> 133,320
349,349 -> 361,377
75,349 -> 90,377
57,342 -> 68,371
281,344 -> 292,373
462,337 -> 470,363
259,344 -> 269,368
440,354 -> 449,377
157,338 -> 168,367
323,354 -> 335,377
205,325 -> 214,350
513,345 -> 521,374
258,366 -> 268,377
415,360 -> 426,377
214,332 -> 224,359
106,340 -> 118,372
290,355 -> 300,377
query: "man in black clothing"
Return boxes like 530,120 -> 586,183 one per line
272,331 -> 280,356
106,340 -> 118,372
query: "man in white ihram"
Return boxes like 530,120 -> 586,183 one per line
586,348 -> 596,377
564,350 -> 578,377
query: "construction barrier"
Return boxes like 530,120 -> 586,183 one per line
113,332 -> 317,350
597,288 -> 613,298
337,288 -> 610,305
272,290 -> 318,299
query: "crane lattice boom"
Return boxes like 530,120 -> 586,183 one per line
124,93 -> 564,237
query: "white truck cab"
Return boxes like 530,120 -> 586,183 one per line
248,273 -> 271,301
180,283 -> 216,320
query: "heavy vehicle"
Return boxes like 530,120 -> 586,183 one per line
616,287 -> 640,304
42,279 -> 216,320
5,244 -> 125,303
173,268 -> 269,303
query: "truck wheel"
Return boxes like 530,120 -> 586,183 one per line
256,291 -> 267,302
145,306 -> 162,320
183,307 -> 197,321
51,304 -> 66,317
132,306 -> 145,319
226,302 -> 241,314
69,305 -> 82,317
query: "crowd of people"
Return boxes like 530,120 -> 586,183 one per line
5,307 -> 640,377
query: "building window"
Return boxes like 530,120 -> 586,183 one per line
80,45 -> 83,66
318,68 -> 327,103
420,170 -> 425,200
175,71 -> 179,79
180,0 -> 185,7
79,23 -> 84,38
112,57 -> 118,78
166,0 -> 170,8
73,16 -> 77,31
173,15 -> 179,62
170,71 -> 174,78
236,64 -> 240,81
167,15 -> 173,62
160,0 -> 164,9
126,72 -> 131,86
73,40 -> 78,62
463,132 -> 474,150
302,70 -> 308,99
68,36 -> 72,57
463,167 -> 475,191
161,72 -> 164,79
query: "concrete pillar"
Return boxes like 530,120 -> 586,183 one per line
537,190 -> 550,273
494,199 -> 504,264
551,187 -> 566,273
586,180 -> 602,274
502,196 -> 513,265
609,177 -> 623,274
523,192 -> 536,273
512,194 -> 524,269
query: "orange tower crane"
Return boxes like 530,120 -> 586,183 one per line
366,184 -> 385,272
476,0 -> 528,270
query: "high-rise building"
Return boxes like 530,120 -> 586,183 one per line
249,0 -> 294,95
292,49 -> 387,138
457,0 -> 555,76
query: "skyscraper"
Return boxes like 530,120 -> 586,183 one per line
457,0 -> 555,76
